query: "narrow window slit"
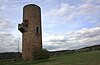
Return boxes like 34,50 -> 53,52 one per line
36,26 -> 40,35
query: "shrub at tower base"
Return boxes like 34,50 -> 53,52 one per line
32,49 -> 50,60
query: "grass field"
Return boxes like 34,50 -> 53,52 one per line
0,50 -> 100,65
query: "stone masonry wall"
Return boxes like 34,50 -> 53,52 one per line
22,4 -> 42,60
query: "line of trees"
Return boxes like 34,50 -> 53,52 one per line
0,45 -> 100,60
0,52 -> 22,60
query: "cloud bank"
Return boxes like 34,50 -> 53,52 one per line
44,2 -> 100,23
0,18 -> 20,52
43,27 -> 100,51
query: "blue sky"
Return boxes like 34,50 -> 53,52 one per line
0,0 -> 100,52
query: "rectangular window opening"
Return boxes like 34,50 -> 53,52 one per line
36,26 -> 40,35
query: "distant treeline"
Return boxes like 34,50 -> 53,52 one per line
49,44 -> 100,55
0,52 -> 22,60
49,50 -> 75,56
0,44 -> 100,60
78,45 -> 100,52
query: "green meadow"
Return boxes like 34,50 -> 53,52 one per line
0,50 -> 100,65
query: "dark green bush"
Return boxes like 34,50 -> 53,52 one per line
32,49 -> 50,60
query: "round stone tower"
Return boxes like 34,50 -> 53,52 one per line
18,4 -> 42,60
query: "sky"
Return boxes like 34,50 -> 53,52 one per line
0,0 -> 100,52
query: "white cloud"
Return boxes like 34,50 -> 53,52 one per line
45,3 -> 75,17
44,35 -> 66,42
0,33 -> 16,52
0,18 -> 12,31
0,18 -> 20,52
43,2 -> 100,50
43,27 -> 100,51
44,0 -> 53,2
82,0 -> 100,3
78,4 -> 100,16
0,0 -> 8,1
44,2 -> 100,24
0,32 -> 22,52
0,5 -> 6,10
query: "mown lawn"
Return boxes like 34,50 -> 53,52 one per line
0,50 -> 100,65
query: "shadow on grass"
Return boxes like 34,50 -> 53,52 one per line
31,58 -> 55,64
1,58 -> 56,65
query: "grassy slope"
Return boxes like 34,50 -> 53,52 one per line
0,50 -> 100,65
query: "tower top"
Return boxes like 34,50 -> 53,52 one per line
23,4 -> 40,9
